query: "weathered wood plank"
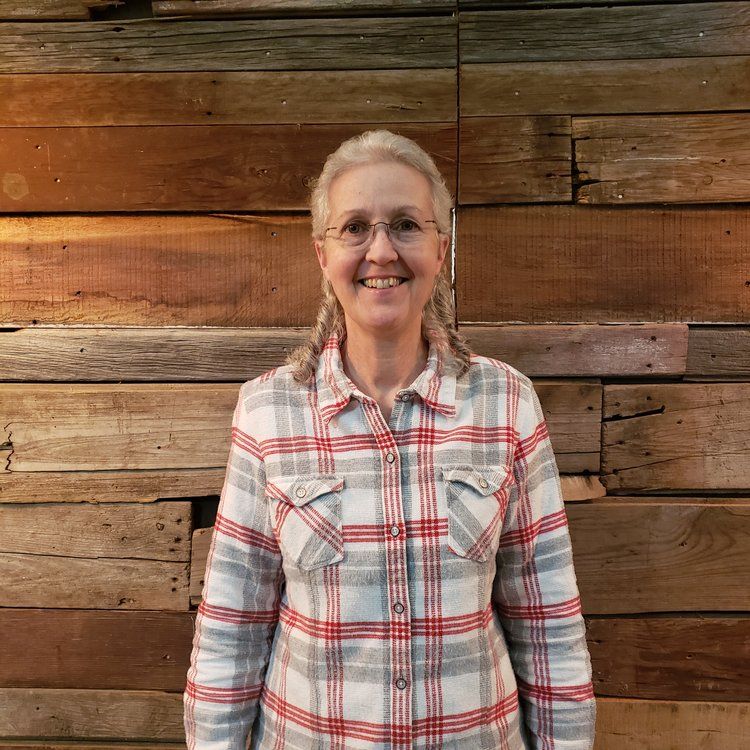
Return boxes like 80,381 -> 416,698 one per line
0,70 -> 455,126
154,0 -> 454,15
593,697 -> 750,750
461,323 -> 688,377
1,383 -> 241,471
0,502 -> 191,561
0,325 -> 693,381
1,380 -> 599,473
0,554 -> 189,610
573,114 -> 750,204
687,325 -> 750,379
461,56 -> 750,116
569,501 -> 750,613
0,123 -> 455,212
0,688 -> 183,741
602,383 -> 750,491
0,1 -> 117,20
459,116 -> 571,203
460,4 -> 750,63
0,214 -> 318,326
0,609 -> 194,690
0,467 -> 224,504
456,206 -> 750,323
0,326 -> 308,381
0,17 -> 455,74
587,616 -> 750,700
0,744 -> 186,750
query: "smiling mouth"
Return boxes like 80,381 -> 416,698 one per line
358,278 -> 408,288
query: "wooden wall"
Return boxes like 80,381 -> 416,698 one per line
1,1 -> 748,748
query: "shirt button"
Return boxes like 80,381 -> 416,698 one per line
390,525 -> 400,537
385,452 -> 396,463
393,602 -> 404,614
396,677 -> 407,689
400,393 -> 412,401
479,478 -> 488,489
295,486 -> 307,498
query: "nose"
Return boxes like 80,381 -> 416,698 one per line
365,222 -> 399,263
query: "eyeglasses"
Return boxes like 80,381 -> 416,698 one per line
324,217 -> 439,249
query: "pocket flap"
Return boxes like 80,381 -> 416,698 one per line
441,465 -> 509,496
265,474 -> 344,507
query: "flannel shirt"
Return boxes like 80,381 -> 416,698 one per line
184,332 -> 596,750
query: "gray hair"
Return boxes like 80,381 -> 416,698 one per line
285,129 -> 472,384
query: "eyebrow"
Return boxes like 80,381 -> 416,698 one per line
335,204 -> 423,222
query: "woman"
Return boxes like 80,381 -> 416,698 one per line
184,130 -> 596,749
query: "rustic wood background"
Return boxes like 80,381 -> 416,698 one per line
1,1 -> 749,748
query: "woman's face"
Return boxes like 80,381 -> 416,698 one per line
313,160 -> 449,341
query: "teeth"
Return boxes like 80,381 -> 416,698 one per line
362,277 -> 404,289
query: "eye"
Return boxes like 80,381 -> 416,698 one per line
343,221 -> 366,234
394,218 -> 420,231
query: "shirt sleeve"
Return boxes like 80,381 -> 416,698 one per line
491,374 -> 597,750
184,380 -> 284,750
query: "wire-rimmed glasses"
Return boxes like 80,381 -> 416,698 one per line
324,217 -> 439,250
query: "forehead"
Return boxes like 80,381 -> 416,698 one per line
328,161 -> 433,217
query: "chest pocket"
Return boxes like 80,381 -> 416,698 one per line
441,464 -> 511,562
265,474 -> 344,571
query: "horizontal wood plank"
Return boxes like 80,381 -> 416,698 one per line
602,383 -> 750,491
0,1 -> 116,20
1,379 -> 599,472
456,206 -> 750,323
154,0 -> 454,15
570,500 -> 750,613
0,467 -> 224,504
0,70 -> 455,126
0,609 -> 194,690
461,56 -> 750,116
460,4 -> 750,63
0,688 -> 183,741
573,114 -> 750,204
462,323 -> 688,377
459,116 -> 571,203
593,696 -> 750,750
0,123 -> 456,212
587,616 -> 750,700
0,16 -> 454,74
686,325 -> 750,379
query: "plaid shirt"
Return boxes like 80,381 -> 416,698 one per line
184,333 -> 596,750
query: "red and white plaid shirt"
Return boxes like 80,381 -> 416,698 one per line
184,333 -> 596,749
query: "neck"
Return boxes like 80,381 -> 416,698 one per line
340,324 -> 429,401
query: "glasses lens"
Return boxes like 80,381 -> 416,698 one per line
339,219 -> 426,248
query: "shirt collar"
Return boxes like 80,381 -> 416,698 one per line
315,332 -> 457,424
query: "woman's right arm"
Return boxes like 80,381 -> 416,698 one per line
184,380 -> 284,750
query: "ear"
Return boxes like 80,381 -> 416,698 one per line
437,233 -> 450,267
314,239 -> 328,276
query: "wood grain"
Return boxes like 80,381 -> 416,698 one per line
0,1 -> 116,19
0,688 -> 183,741
0,467 -> 225,504
456,205 -> 750,323
687,325 -> 750,379
573,114 -> 750,204
0,16 -> 454,74
461,56 -> 750,116
0,379 -> 599,472
460,3 -> 750,63
569,500 -> 750,613
593,697 -> 750,750
0,501 -> 192,609
461,324 -> 688,377
459,116 -> 571,203
0,123 -> 456,212
602,383 -> 750,491
587,616 -> 750,700
154,0 -> 454,15
0,70 -> 455,126
0,609 -> 195,690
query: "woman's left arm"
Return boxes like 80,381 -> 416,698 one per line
491,374 -> 597,750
